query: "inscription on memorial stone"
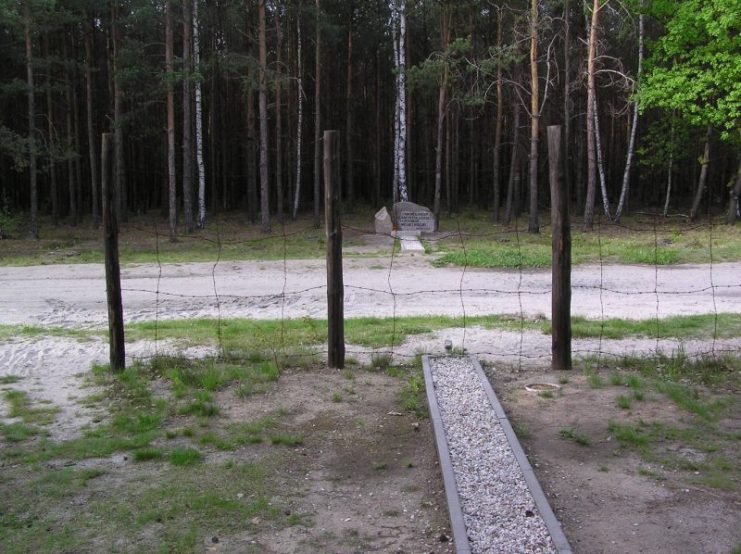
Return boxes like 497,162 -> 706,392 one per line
393,201 -> 435,233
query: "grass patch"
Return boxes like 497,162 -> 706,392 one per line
269,433 -> 304,447
0,324 -> 95,343
0,375 -> 23,385
169,447 -> 203,466
513,422 -> 532,440
3,389 -> 59,425
133,448 -> 164,462
655,381 -> 725,422
616,395 -> 632,410
431,212 -> 741,267
434,246 -> 551,269
559,428 -> 591,446
0,457 -> 282,552
0,422 -> 45,443
397,372 -> 426,418
586,373 -> 605,389
127,314 -> 536,353
608,422 -> 651,449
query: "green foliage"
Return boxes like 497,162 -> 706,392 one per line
641,0 -> 741,142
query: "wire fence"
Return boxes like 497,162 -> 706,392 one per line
119,208 -> 740,371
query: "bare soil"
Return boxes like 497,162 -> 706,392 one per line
488,366 -> 740,554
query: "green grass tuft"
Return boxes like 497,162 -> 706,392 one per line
169,448 -> 203,466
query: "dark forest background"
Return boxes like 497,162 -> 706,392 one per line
0,0 -> 739,240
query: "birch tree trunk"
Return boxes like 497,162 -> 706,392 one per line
614,9 -> 644,222
165,0 -> 177,241
183,0 -> 194,234
528,0 -> 539,233
292,1 -> 303,220
391,5 -> 400,204
313,0 -> 321,228
24,2 -> 38,239
397,0 -> 408,202
258,0 -> 270,233
583,0 -> 600,230
193,0 -> 206,228
594,95 -> 611,219
689,126 -> 712,221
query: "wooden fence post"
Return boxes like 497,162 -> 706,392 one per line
101,132 -> 125,371
324,130 -> 345,368
548,125 -> 571,370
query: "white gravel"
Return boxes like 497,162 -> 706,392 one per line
430,356 -> 557,553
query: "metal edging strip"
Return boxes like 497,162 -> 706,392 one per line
421,355 -> 471,554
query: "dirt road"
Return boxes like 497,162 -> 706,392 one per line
1,257 -> 739,327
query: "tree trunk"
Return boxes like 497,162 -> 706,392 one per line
165,0 -> 177,241
193,0 -> 206,228
594,95 -> 611,219
344,2 -> 354,206
528,0 -> 540,233
663,122 -> 675,217
492,7 -> 503,222
726,159 -> 741,225
391,5 -> 400,204
434,3 -> 450,228
689,126 -> 712,221
275,12 -> 284,221
583,0 -> 600,230
24,3 -> 38,239
258,0 -> 270,233
182,0 -> 194,234
292,1 -> 303,220
372,6 -> 381,205
505,101 -> 521,225
397,0 -> 408,201
313,0 -> 322,228
45,36 -> 58,227
84,22 -> 99,229
64,37 -> 78,226
247,87 -> 257,223
614,9 -> 644,223
563,0 -> 571,206
112,1 -> 126,222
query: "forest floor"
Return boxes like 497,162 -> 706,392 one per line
0,218 -> 739,552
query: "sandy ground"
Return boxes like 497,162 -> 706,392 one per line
1,257 -> 739,327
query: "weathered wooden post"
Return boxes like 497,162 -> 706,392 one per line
101,132 -> 125,371
548,125 -> 571,370
324,130 -> 345,368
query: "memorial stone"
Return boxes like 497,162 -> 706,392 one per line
393,201 -> 435,233
374,206 -> 393,235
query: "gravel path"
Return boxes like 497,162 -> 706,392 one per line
429,356 -> 558,553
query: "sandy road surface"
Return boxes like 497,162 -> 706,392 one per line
1,257 -> 740,327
